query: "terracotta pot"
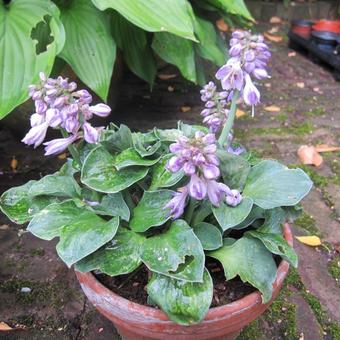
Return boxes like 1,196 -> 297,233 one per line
76,223 -> 293,339
312,20 -> 340,34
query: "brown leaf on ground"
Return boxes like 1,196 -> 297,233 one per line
181,106 -> 191,113
236,108 -> 246,118
167,86 -> 175,92
268,26 -> 279,34
58,153 -> 67,160
264,32 -> 283,43
158,74 -> 177,80
0,224 -> 9,230
10,157 -> 17,171
0,322 -> 13,331
288,51 -> 296,57
264,105 -> 281,112
336,245 -> 340,253
216,18 -> 228,32
297,145 -> 323,167
315,144 -> 340,153
295,236 -> 322,246
296,82 -> 305,88
269,16 -> 282,24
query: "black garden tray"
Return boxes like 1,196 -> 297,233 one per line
288,31 -> 340,79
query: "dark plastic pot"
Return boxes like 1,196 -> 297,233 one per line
291,19 -> 314,39
75,223 -> 293,340
311,31 -> 338,52
312,20 -> 340,34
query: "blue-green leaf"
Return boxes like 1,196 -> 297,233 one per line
243,160 -> 313,209
141,220 -> 205,282
147,269 -> 213,325
208,237 -> 277,303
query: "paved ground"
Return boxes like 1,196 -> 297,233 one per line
0,23 -> 339,339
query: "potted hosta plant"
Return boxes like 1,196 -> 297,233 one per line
0,31 -> 312,339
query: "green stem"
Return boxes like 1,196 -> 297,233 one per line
184,198 -> 197,225
218,90 -> 240,147
60,129 -> 81,165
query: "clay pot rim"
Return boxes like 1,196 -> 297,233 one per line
75,223 -> 292,323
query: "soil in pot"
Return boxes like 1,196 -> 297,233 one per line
95,258 -> 256,309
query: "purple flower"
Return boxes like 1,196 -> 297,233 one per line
44,135 -> 79,156
83,122 -> 99,143
89,103 -> 111,117
164,187 -> 188,219
189,174 -> 207,200
225,189 -> 243,207
206,180 -> 229,206
22,122 -> 48,148
30,113 -> 44,127
243,74 -> 260,115
227,145 -> 245,155
215,62 -> 244,91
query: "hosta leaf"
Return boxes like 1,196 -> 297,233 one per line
232,205 -> 264,230
111,12 -> 156,85
147,269 -> 213,325
129,190 -> 173,232
81,145 -> 149,193
132,131 -> 161,157
154,128 -> 183,142
141,220 -> 205,282
152,33 -> 196,83
208,237 -> 277,303
76,228 -> 144,275
90,193 -> 130,221
217,150 -> 250,191
92,0 -> 196,40
206,0 -> 253,20
28,171 -> 81,198
101,124 -> 133,153
57,215 -> 119,267
59,0 -> 116,100
0,181 -> 58,224
212,197 -> 253,231
194,17 -> 226,66
0,0 -> 65,119
113,148 -> 160,170
150,155 -> 184,190
193,222 -> 222,250
243,161 -> 313,209
27,200 -> 119,266
246,230 -> 298,267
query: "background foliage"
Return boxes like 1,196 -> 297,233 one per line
0,0 -> 252,119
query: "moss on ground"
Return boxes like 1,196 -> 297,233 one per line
294,211 -> 321,237
249,122 -> 314,137
304,107 -> 326,117
237,319 -> 261,340
328,258 -> 340,282
286,268 -> 340,339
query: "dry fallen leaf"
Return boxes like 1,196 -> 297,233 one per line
181,106 -> 191,113
10,157 -> 17,171
336,245 -> 340,253
288,51 -> 296,57
216,18 -> 228,32
167,86 -> 175,92
236,108 -> 246,118
0,322 -> 13,331
264,105 -> 280,112
157,74 -> 177,80
58,153 -> 67,160
268,26 -> 279,34
264,32 -> 283,43
315,144 -> 340,153
296,82 -> 305,88
0,224 -> 9,230
297,145 -> 323,167
295,235 -> 322,246
265,83 -> 271,88
269,16 -> 282,24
